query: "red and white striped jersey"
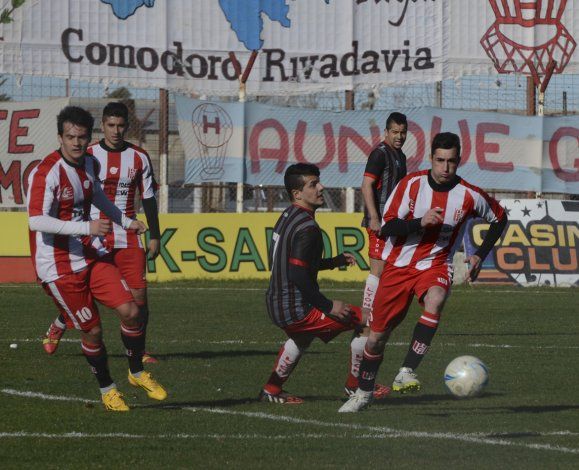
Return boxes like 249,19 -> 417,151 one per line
381,170 -> 505,270
89,140 -> 157,250
27,151 -> 101,283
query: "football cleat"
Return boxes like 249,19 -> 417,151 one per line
142,352 -> 159,364
42,323 -> 65,355
392,367 -> 421,393
128,371 -> 167,401
102,388 -> 129,412
344,383 -> 391,400
258,389 -> 304,404
338,388 -> 373,413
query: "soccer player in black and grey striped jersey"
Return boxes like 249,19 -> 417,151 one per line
259,163 -> 389,404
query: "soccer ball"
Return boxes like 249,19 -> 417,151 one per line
444,356 -> 489,398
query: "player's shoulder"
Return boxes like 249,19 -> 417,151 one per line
126,141 -> 150,157
34,150 -> 62,176
401,169 -> 428,184
458,177 -> 488,197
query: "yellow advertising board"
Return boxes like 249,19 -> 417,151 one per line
0,213 -> 371,282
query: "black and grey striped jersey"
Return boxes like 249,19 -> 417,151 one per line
265,204 -> 327,328
362,142 -> 407,227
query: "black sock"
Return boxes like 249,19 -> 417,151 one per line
138,303 -> 149,328
402,312 -> 440,370
82,342 -> 113,388
57,314 -> 66,325
358,348 -> 383,392
120,323 -> 145,374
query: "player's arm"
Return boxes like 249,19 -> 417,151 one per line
138,151 -> 161,258
92,179 -> 146,234
362,149 -> 386,233
319,253 -> 354,270
288,228 -> 351,320
467,194 -> 508,281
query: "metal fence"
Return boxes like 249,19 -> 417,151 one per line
1,72 -> 578,212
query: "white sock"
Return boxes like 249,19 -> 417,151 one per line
274,338 -> 304,379
362,274 -> 380,310
100,383 -> 116,395
349,336 -> 368,377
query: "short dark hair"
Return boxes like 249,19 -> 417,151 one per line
431,132 -> 461,158
57,106 -> 94,136
102,101 -> 129,122
386,112 -> 407,130
284,163 -> 320,201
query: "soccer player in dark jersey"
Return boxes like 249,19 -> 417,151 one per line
259,163 -> 389,404
360,112 -> 407,325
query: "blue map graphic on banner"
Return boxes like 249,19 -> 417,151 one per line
218,1 -> 331,50
101,0 -> 155,20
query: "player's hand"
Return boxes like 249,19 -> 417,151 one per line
129,219 -> 148,234
343,253 -> 356,266
147,238 -> 160,260
369,216 -> 381,233
421,207 -> 444,227
89,219 -> 111,236
466,255 -> 482,282
330,300 -> 352,322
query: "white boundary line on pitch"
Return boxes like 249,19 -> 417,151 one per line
1,388 -> 578,455
0,285 -> 573,294
3,337 -> 578,350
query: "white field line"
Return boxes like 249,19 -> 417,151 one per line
2,337 -> 578,350
1,388 -> 578,455
0,285 -> 573,295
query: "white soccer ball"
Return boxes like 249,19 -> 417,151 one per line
444,355 -> 489,398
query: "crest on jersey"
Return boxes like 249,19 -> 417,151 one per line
83,180 -> 90,189
128,167 -> 138,179
110,167 -> 119,175
454,208 -> 464,223
408,198 -> 415,212
60,187 -> 74,201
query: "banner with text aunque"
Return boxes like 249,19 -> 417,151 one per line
0,1 -> 577,95
178,98 -> 579,194
0,99 -> 69,208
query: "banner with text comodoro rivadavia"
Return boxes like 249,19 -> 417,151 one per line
178,98 -> 579,194
0,1 -> 577,95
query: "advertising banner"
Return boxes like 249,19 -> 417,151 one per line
0,99 -> 69,208
178,98 -> 579,194
465,199 -> 579,287
0,1 -> 576,95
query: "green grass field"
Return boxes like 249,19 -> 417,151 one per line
1,281 -> 578,469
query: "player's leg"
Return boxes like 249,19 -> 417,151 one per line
89,258 -> 167,401
361,229 -> 385,327
42,313 -> 67,355
394,268 -> 451,393
259,334 -> 313,404
340,267 -> 413,412
43,273 -> 128,411
114,248 -> 158,364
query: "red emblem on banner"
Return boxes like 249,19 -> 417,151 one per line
480,0 -> 576,85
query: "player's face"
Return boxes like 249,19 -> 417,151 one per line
430,147 -> 460,184
294,175 -> 324,210
384,123 -> 407,150
58,123 -> 90,163
102,115 -> 128,149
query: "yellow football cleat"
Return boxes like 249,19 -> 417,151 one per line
102,388 -> 129,412
128,370 -> 167,401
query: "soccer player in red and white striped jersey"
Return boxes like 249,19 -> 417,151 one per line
44,102 -> 161,364
340,132 -> 507,412
28,106 -> 167,411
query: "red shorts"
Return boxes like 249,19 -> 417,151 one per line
111,247 -> 147,290
370,264 -> 452,333
43,258 -> 134,332
283,306 -> 363,343
366,228 -> 386,260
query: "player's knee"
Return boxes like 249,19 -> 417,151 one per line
116,302 -> 140,324
423,288 -> 447,313
84,324 -> 103,342
131,288 -> 147,306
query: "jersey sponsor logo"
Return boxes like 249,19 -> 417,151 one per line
437,277 -> 449,286
454,208 -> 464,223
59,187 -> 74,201
128,167 -> 137,179
408,198 -> 415,212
